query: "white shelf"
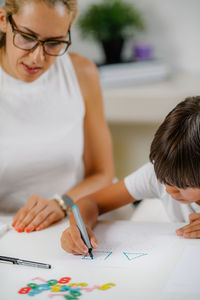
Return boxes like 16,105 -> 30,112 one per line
102,73 -> 200,123
99,60 -> 171,88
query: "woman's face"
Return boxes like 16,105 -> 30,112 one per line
1,1 -> 71,82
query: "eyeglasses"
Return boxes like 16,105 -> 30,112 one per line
8,15 -> 71,56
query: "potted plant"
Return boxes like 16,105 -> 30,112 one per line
78,0 -> 145,64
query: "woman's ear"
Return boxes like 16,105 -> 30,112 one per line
0,7 -> 7,32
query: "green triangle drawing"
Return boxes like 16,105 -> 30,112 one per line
123,252 -> 147,261
82,250 -> 112,260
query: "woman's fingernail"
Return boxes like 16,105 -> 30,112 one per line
25,228 -> 30,233
15,227 -> 22,233
36,227 -> 40,231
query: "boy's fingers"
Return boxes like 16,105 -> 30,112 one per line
91,238 -> 98,249
183,230 -> 200,239
61,228 -> 87,255
176,220 -> 200,238
176,225 -> 186,235
182,222 -> 200,233
70,225 -> 89,253
62,226 -> 88,254
189,213 -> 200,223
61,226 -> 97,255
86,227 -> 98,248
176,221 -> 195,233
61,234 -> 79,253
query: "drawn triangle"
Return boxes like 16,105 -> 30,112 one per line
82,250 -> 112,260
123,252 -> 147,261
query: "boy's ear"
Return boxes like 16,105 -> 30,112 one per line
0,8 -> 7,32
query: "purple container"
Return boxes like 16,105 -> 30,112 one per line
134,44 -> 153,61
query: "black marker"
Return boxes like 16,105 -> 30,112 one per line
0,256 -> 51,269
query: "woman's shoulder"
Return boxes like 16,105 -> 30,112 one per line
68,53 -> 100,102
69,52 -> 99,81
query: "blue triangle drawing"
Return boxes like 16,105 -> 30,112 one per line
82,250 -> 112,260
123,252 -> 147,261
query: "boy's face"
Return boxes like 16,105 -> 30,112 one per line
165,185 -> 200,205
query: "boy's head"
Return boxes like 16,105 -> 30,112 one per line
150,96 -> 200,204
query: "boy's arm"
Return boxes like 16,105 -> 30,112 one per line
61,180 -> 135,254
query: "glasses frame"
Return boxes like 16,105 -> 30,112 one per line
8,15 -> 72,56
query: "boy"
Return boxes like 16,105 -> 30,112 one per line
61,96 -> 200,255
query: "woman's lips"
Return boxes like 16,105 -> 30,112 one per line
22,63 -> 41,75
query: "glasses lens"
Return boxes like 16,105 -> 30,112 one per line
44,41 -> 69,56
14,32 -> 37,50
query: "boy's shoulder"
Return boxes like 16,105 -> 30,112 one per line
124,162 -> 165,200
126,162 -> 155,179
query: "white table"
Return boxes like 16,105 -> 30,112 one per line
0,215 -> 199,300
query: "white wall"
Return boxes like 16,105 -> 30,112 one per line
72,0 -> 200,73
109,123 -> 158,179
72,1 -> 200,178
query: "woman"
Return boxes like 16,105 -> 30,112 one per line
0,0 -> 114,232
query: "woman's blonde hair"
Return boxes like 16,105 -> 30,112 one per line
0,0 -> 78,48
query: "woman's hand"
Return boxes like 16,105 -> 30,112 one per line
61,224 -> 98,255
12,195 -> 65,232
176,213 -> 200,238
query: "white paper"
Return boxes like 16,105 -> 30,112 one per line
165,245 -> 200,295
0,219 -> 184,300
55,221 -> 177,269
0,222 -> 11,236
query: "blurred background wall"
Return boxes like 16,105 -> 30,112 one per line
71,0 -> 200,179
73,0 -> 200,73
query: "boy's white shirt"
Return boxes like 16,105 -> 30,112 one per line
124,162 -> 200,222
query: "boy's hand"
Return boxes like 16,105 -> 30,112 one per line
176,213 -> 200,238
12,195 -> 65,232
61,225 -> 98,255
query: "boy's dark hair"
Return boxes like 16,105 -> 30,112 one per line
150,96 -> 200,188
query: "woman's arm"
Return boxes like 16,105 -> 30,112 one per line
12,54 -> 114,232
67,53 -> 114,200
61,180 -> 135,254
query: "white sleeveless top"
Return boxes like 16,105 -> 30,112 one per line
0,53 -> 85,213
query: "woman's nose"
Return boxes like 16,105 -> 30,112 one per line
29,44 -> 45,64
